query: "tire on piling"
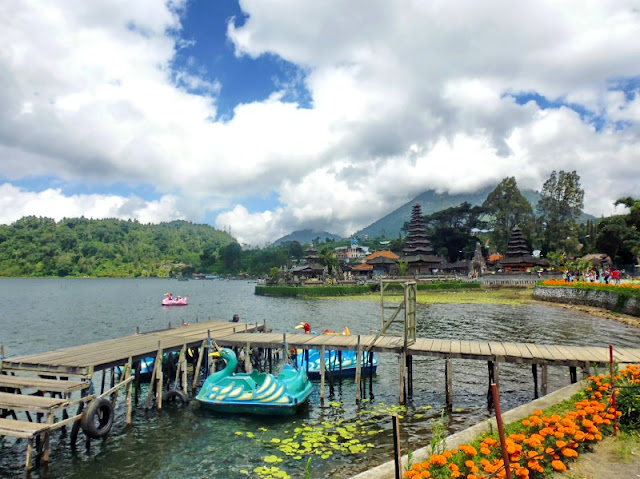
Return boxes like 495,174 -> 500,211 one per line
80,397 -> 114,439
162,388 -> 190,405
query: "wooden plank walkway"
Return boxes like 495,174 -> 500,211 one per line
214,332 -> 640,368
1,319 -> 265,376
2,319 -> 639,377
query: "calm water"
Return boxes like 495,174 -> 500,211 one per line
1,278 -> 640,478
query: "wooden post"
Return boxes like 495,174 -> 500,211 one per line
320,345 -> 326,405
134,361 -> 141,405
392,415 -> 402,479
100,369 -> 107,394
25,437 -> 35,472
406,354 -> 413,397
491,384 -> 513,479
398,351 -> 406,405
283,333 -> 288,362
192,340 -> 206,390
173,345 -> 186,390
355,335 -> 362,404
145,357 -> 158,409
126,357 -> 133,425
445,358 -> 453,410
532,364 -> 539,399
42,409 -> 55,464
245,343 -> 252,373
569,366 -> 577,384
541,364 -> 548,396
182,348 -> 188,393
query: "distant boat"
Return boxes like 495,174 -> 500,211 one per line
162,295 -> 188,306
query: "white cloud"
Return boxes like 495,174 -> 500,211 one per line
1,0 -> 639,245
0,183 -> 185,224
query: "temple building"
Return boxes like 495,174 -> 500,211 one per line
469,243 -> 487,276
402,202 -> 445,275
496,226 -> 545,272
289,244 -> 325,279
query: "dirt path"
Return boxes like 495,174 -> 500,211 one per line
551,434 -> 640,479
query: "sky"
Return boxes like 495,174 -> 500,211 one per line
2,0 -> 639,246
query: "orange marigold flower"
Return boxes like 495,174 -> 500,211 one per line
561,448 -> 578,458
429,454 -> 447,466
551,460 -> 566,471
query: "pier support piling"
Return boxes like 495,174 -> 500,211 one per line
445,358 -> 453,410
569,366 -> 577,384
355,336 -> 362,404
320,346 -> 326,405
532,364 -> 539,399
541,364 -> 548,396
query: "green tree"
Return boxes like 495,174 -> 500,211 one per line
422,202 -> 486,262
482,177 -> 534,254
537,170 -> 584,255
220,242 -> 242,273
319,246 -> 339,276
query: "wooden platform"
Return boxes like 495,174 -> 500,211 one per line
1,319 -> 265,376
2,319 -> 638,376
214,332 -> 640,368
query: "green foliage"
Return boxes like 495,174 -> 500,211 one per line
429,410 -> 448,455
482,177 -> 534,254
421,202 -> 487,262
0,216 -> 234,277
537,170 -> 584,254
596,197 -> 640,266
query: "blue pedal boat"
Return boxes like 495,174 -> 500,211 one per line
295,348 -> 378,379
196,348 -> 313,416
294,323 -> 378,379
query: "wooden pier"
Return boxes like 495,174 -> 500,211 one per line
2,301 -> 640,473
0,319 -> 264,472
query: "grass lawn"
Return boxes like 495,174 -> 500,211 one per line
321,288 -> 535,305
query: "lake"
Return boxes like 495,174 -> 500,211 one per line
1,278 -> 640,478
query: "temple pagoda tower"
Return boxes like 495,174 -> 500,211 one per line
402,203 -> 444,274
497,226 -> 543,272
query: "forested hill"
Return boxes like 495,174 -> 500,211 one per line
0,217 -> 235,277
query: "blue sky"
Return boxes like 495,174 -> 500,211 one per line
1,0 -> 639,245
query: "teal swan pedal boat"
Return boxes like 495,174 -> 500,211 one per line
195,348 -> 313,416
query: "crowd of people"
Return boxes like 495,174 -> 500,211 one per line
565,268 -> 622,284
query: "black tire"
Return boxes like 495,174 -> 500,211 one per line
162,388 -> 189,405
80,398 -> 114,439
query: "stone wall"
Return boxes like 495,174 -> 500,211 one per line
533,286 -> 640,317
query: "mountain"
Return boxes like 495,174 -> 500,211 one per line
273,229 -> 343,246
354,186 -> 543,239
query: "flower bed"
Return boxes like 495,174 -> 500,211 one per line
404,365 -> 640,479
